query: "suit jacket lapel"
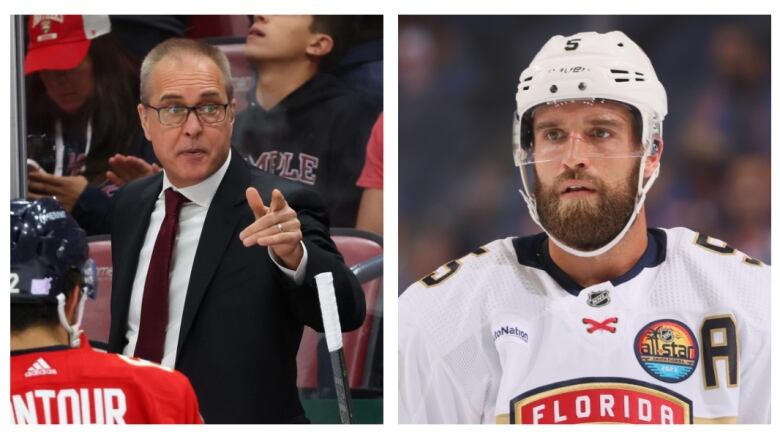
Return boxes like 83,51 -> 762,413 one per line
175,153 -> 248,365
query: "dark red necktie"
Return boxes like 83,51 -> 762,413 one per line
134,188 -> 189,363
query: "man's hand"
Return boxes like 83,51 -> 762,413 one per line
239,187 -> 304,270
27,171 -> 88,212
106,154 -> 161,187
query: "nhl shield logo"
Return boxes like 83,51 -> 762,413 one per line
587,290 -> 610,307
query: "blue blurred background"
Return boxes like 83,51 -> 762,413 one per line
399,15 -> 771,291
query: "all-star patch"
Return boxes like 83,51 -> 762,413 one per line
634,319 -> 698,383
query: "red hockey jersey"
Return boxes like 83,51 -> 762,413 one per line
11,334 -> 202,424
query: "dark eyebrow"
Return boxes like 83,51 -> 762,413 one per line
199,90 -> 222,99
534,120 -> 560,131
535,117 -> 626,131
156,90 -> 223,104
586,117 -> 625,128
158,93 -> 184,103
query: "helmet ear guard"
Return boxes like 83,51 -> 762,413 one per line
81,257 -> 97,300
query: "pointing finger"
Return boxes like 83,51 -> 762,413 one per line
245,187 -> 268,219
269,188 -> 287,212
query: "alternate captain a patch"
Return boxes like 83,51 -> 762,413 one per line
634,319 -> 698,383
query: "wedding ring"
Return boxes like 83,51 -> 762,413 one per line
276,223 -> 284,232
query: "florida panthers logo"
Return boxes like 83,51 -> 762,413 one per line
509,377 -> 693,424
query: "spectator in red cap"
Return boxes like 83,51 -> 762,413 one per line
25,15 -> 158,235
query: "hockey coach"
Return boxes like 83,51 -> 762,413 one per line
107,38 -> 365,423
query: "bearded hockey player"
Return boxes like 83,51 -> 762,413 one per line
399,31 -> 770,424
10,198 -> 203,424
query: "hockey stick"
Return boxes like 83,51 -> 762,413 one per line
315,272 -> 354,424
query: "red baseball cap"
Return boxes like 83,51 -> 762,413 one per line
24,15 -> 111,75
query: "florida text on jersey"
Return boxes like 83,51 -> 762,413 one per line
398,227 -> 770,424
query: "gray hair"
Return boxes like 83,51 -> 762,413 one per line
140,38 -> 234,103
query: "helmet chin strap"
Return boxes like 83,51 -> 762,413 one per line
520,155 -> 660,258
56,291 -> 88,348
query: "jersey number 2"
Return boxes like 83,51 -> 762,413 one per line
10,273 -> 20,294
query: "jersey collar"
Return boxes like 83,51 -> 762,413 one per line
11,344 -> 70,357
512,228 -> 667,296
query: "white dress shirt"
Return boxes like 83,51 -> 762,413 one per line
124,150 -> 308,367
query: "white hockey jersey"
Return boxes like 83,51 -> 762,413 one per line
399,227 -> 770,424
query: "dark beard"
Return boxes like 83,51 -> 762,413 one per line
534,164 -> 639,251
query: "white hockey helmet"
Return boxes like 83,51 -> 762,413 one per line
513,31 -> 668,257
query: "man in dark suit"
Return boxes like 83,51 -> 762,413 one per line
107,38 -> 365,423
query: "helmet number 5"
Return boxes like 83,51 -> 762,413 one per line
10,272 -> 19,294
565,38 -> 581,51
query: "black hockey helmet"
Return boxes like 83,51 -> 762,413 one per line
10,197 -> 96,304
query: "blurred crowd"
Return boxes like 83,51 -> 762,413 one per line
399,15 -> 770,290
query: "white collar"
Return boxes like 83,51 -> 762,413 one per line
160,149 -> 232,208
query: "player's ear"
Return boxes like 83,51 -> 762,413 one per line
644,139 -> 663,178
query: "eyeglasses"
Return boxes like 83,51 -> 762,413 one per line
143,103 -> 230,127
